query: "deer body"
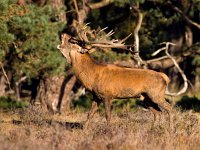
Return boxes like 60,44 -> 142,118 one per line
94,66 -> 168,99
70,49 -> 168,99
58,34 -> 172,129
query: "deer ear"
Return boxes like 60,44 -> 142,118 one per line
61,34 -> 71,45
77,47 -> 88,54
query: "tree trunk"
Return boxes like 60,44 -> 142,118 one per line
0,75 -> 6,97
50,0 -> 66,22
34,75 -> 77,113
15,76 -> 27,102
194,72 -> 200,92
34,79 -> 46,107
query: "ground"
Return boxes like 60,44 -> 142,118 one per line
0,103 -> 200,150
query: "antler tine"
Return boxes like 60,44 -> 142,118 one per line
111,39 -> 119,43
96,27 -> 109,40
77,24 -> 91,42
82,28 -> 91,42
120,33 -> 132,44
99,27 -> 108,33
89,28 -> 133,50
105,30 -> 115,37
76,26 -> 84,41
83,22 -> 90,29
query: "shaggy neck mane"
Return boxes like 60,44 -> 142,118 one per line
71,51 -> 102,90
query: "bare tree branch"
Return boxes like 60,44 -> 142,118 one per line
72,0 -> 90,24
73,0 -> 79,14
147,57 -> 183,70
88,0 -> 114,9
169,3 -> 200,30
146,56 -> 169,63
131,5 -> 146,68
152,42 -> 188,96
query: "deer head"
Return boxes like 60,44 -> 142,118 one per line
57,33 -> 90,64
57,34 -> 72,64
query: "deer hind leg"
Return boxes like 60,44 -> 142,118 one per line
143,97 -> 162,127
158,101 -> 172,130
150,94 -> 173,130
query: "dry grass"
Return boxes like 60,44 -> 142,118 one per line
0,105 -> 200,150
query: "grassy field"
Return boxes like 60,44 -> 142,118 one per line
0,97 -> 200,150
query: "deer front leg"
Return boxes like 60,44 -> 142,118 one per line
84,100 -> 100,128
104,98 -> 112,125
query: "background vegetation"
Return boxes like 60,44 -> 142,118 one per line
0,0 -> 200,149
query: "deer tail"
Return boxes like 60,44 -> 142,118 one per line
160,72 -> 170,85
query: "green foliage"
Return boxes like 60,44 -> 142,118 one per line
193,56 -> 200,66
0,0 -> 16,61
91,50 -> 132,63
112,98 -> 138,113
0,96 -> 27,109
0,1 -> 66,82
72,92 -> 93,111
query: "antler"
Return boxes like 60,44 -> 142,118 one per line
89,31 -> 133,50
74,23 -> 134,51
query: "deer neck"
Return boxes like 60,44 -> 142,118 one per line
70,51 -> 99,90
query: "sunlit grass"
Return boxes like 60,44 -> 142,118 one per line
0,99 -> 200,150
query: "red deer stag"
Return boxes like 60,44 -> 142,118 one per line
57,27 -> 172,129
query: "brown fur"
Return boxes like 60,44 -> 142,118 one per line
58,34 -> 173,129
